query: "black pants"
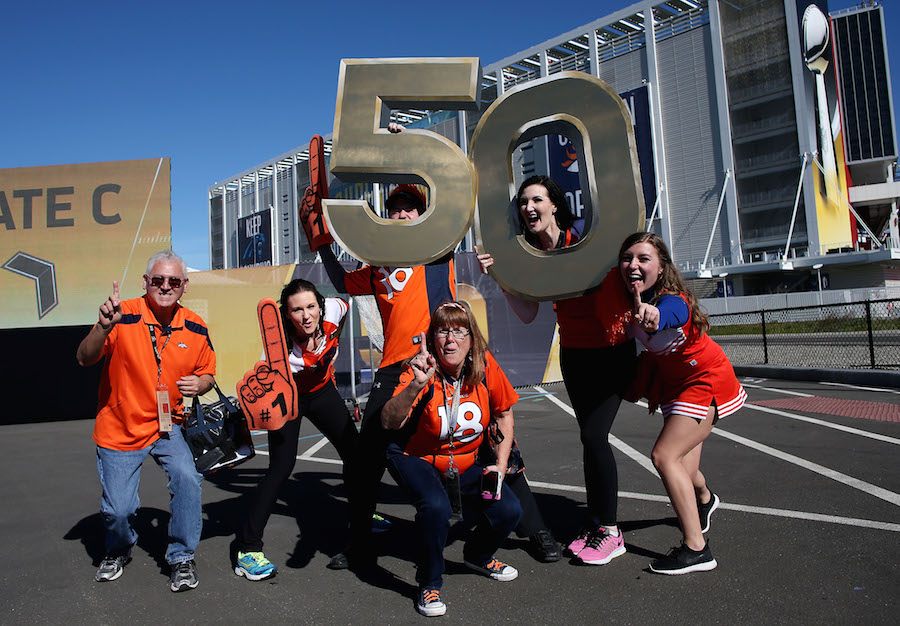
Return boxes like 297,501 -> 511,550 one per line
505,470 -> 545,537
560,341 -> 636,526
347,362 -> 404,557
236,382 -> 358,553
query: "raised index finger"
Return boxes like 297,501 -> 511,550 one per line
258,298 -> 291,380
112,281 -> 120,304
631,285 -> 642,312
417,333 -> 428,356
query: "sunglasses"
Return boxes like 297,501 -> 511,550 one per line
148,275 -> 185,289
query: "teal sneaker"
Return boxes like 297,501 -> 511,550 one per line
371,513 -> 392,534
235,551 -> 277,581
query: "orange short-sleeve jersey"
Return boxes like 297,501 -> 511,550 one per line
92,296 -> 216,451
344,255 -> 455,368
391,355 -> 518,473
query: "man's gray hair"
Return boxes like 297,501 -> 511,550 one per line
146,250 -> 188,277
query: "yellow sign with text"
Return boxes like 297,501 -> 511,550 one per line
0,158 -> 172,328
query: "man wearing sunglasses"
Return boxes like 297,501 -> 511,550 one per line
77,250 -> 216,592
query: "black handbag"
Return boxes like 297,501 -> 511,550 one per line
184,384 -> 255,474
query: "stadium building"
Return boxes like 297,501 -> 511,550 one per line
208,0 -> 898,299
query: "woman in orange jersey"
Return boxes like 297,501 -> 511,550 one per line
478,175 -> 636,567
382,302 -> 522,617
233,279 -> 360,581
619,232 -> 745,574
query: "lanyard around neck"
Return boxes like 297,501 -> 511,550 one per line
441,377 -> 462,439
146,324 -> 173,384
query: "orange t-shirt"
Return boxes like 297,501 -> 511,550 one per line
344,255 -> 455,368
93,296 -> 216,451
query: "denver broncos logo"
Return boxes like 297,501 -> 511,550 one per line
561,143 -> 579,173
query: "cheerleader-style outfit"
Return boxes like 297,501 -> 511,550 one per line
628,293 -> 746,420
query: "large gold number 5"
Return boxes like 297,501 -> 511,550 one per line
471,71 -> 645,300
324,58 -> 482,266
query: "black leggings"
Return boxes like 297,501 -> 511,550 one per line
560,342 -> 636,526
236,382 -> 358,553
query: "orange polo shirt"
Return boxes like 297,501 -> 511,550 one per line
93,296 -> 216,451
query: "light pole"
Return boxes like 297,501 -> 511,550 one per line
813,263 -> 824,305
719,272 -> 730,313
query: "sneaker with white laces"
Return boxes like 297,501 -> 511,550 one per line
650,542 -> 717,575
698,492 -> 720,534
416,587 -> 447,617
235,551 -> 277,581
95,555 -> 131,582
565,526 -> 595,557
464,556 -> 518,581
577,529 -> 626,565
169,559 -> 199,592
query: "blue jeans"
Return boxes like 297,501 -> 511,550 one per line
386,444 -> 521,589
96,424 -> 203,564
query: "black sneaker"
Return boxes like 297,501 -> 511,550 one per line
95,555 -> 131,582
327,547 -> 376,571
698,492 -> 720,534
529,529 -> 561,563
169,559 -> 199,592
650,542 -> 717,575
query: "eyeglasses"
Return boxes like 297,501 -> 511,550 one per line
436,327 -> 470,339
148,275 -> 184,289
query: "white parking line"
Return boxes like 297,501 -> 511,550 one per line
820,381 -> 900,395
526,480 -> 900,532
712,427 -> 900,506
530,387 -> 900,529
745,403 -> 900,446
299,436 -> 332,460
534,385 -> 659,478
741,383 -> 813,397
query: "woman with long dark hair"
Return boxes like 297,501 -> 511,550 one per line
478,174 -> 636,566
233,279 -> 360,580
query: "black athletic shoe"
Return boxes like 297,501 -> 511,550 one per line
650,542 -> 717,575
327,547 -> 376,571
529,529 -> 561,563
698,492 -> 720,534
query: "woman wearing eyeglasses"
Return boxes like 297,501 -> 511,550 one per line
381,301 -> 522,617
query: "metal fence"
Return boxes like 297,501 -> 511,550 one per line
708,299 -> 900,370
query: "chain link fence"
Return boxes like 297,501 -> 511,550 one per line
708,299 -> 900,370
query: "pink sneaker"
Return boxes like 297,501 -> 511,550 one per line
577,530 -> 626,565
565,526 -> 595,557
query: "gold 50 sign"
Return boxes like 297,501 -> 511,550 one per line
324,58 -> 645,300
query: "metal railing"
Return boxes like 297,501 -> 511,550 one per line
709,298 -> 900,370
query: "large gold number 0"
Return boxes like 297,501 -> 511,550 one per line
323,58 -> 482,266
471,71 -> 645,300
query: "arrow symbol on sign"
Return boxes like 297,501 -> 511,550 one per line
3,252 -> 58,318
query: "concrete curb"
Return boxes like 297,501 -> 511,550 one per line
734,365 -> 900,388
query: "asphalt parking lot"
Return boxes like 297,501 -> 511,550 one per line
1,376 -> 898,624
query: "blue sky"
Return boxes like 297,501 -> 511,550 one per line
2,0 -> 894,270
